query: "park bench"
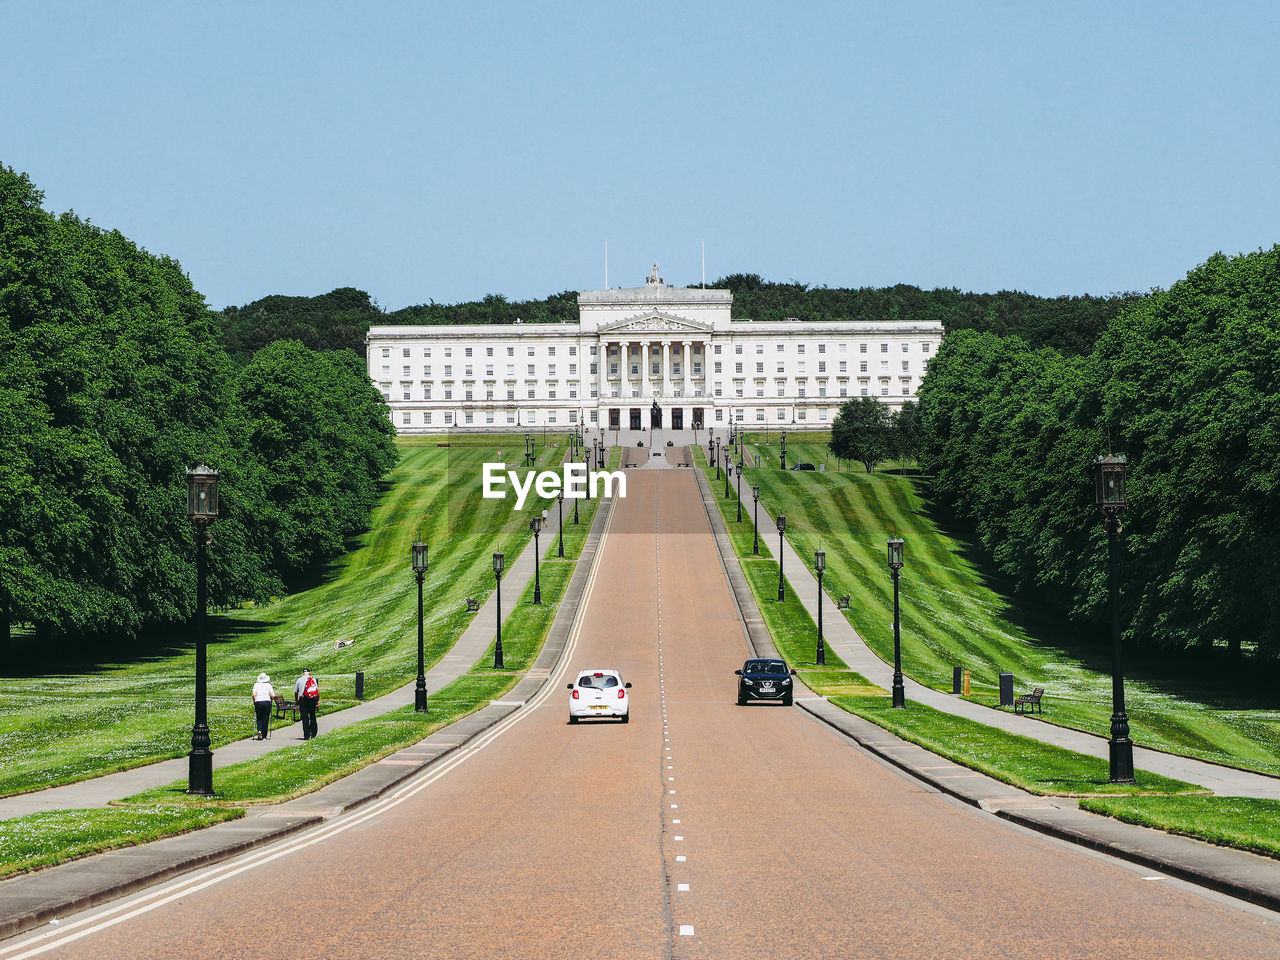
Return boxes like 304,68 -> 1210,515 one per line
836,595 -> 851,610
465,597 -> 481,612
272,693 -> 299,721
1014,687 -> 1045,715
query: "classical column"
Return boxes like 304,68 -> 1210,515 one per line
640,340 -> 651,396
682,340 -> 692,397
598,338 -> 608,400
661,341 -> 671,397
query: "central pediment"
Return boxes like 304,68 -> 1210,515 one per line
597,312 -> 715,335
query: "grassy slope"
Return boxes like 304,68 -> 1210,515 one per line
740,436 -> 1280,777
0,434 -> 576,796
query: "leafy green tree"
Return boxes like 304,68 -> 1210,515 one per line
829,397 -> 891,473
891,401 -> 922,469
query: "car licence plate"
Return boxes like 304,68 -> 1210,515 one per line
590,705 -> 609,710
760,681 -> 775,691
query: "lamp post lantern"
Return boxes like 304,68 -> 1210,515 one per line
186,464 -> 219,796
815,550 -> 826,666
557,490 -> 565,557
492,552 -> 505,669
530,514 -> 543,604
752,485 -> 761,555
887,537 -> 905,707
1096,453 -> 1134,783
776,514 -> 787,602
411,538 -> 429,712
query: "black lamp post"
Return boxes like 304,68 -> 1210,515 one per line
597,437 -> 605,470
186,464 -> 218,796
530,514 -> 543,604
776,514 -> 787,602
492,551 -> 505,669
887,537 -> 905,708
707,436 -> 714,466
815,550 -> 826,666
714,438 -> 721,478
752,485 -> 761,555
557,489 -> 565,558
411,538 -> 429,712
724,448 -> 732,498
573,460 -> 581,522
736,455 -> 744,522
1096,453 -> 1135,783
780,430 -> 788,471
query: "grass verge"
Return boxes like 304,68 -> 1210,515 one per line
0,805 -> 243,880
832,694 -> 1201,797
1078,796 -> 1280,860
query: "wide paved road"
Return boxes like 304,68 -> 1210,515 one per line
9,471 -> 1277,958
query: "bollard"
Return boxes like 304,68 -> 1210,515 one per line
952,666 -> 963,695
355,670 -> 364,700
962,670 -> 971,697
999,672 -> 1014,707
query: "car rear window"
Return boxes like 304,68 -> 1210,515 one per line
577,673 -> 618,687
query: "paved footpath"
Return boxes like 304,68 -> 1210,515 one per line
0,484 -> 577,821
709,433 -> 1280,799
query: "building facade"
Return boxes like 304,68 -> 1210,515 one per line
366,267 -> 944,434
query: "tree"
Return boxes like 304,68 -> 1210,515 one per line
829,397 -> 891,473
891,401 -> 922,470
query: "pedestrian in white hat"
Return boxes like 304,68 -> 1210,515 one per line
251,672 -> 275,740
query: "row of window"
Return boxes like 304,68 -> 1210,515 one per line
380,356 -> 926,380
378,340 -> 934,361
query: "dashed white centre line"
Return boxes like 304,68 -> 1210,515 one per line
677,883 -> 690,892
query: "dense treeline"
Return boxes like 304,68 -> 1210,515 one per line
219,277 -> 1135,358
0,167 -> 397,644
713,274 -> 1141,355
917,248 -> 1280,657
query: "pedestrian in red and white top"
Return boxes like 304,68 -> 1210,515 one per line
295,668 -> 320,740
251,673 -> 275,740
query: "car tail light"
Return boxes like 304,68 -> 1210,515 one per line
618,689 -> 626,699
572,690 -> 579,699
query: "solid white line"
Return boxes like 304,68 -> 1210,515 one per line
1,498 -> 621,960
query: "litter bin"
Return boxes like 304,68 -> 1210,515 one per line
355,670 -> 365,700
963,670 -> 971,696
999,672 -> 1014,707
953,666 -> 963,694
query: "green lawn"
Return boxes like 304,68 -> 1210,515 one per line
1079,796 -> 1280,860
739,445 -> 1280,777
0,436 -> 570,797
0,805 -> 243,879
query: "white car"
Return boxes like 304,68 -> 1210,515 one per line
567,669 -> 631,723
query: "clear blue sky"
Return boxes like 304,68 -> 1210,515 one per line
5,1 -> 1278,310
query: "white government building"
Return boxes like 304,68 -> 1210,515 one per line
366,266 -> 944,435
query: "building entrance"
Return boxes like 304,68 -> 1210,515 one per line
629,408 -> 642,430
671,408 -> 683,430
609,408 -> 620,430
692,407 -> 704,429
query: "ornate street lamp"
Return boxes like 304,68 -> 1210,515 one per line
530,514 -> 543,605
411,537 -> 429,712
887,537 -> 905,708
714,437 -> 721,478
776,514 -> 787,602
1095,453 -> 1134,782
780,430 -> 788,471
492,552 -> 505,669
707,436 -> 714,466
724,447 -> 732,498
736,455 -> 744,522
557,489 -> 565,558
186,464 -> 218,796
573,457 -> 581,522
815,550 -> 827,666
752,485 -> 761,555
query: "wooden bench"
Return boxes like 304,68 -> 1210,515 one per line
1014,687 -> 1045,715
272,693 -> 299,721
836,595 -> 851,610
465,597 -> 481,612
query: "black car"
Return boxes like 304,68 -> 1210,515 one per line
789,462 -> 816,471
735,658 -> 797,705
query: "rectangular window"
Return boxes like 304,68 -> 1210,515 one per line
797,344 -> 805,354
569,388 -> 577,399
424,412 -> 433,424
401,348 -> 410,358
548,346 -> 556,356
902,343 -> 910,353
860,387 -> 868,396
859,361 -> 867,373
549,412 -> 557,424
528,388 -> 536,399
507,389 -> 515,400
714,345 -> 722,355
381,366 -> 390,377
735,362 -> 744,374
881,361 -> 889,372
464,411 -> 474,424
465,365 -> 472,376
758,363 -> 766,374
444,388 -> 452,400
714,361 -> 722,373
590,410 -> 598,422
485,366 -> 493,377
797,387 -> 806,398
590,362 -> 598,375
486,347 -> 493,357
756,344 -> 764,354
424,387 -> 431,400
507,347 -> 514,356
485,388 -> 494,401
465,347 -> 472,357
423,365 -> 431,376
756,409 -> 765,421
776,385 -> 785,397
507,412 -> 515,424
902,360 -> 910,372
922,342 -> 932,353
464,389 -> 473,401
735,345 -> 743,355
797,362 -> 806,374
881,343 -> 889,353
859,344 -> 867,354
693,362 -> 702,374
402,389 -> 410,400
528,411 -> 536,424
569,410 -> 577,423
528,346 -> 535,356
716,409 -> 724,421
548,364 -> 556,376
444,412 -> 453,425
818,343 -> 826,354
402,412 -> 410,424
424,348 -> 431,357
838,361 -> 847,373
403,366 -> 410,377
444,365 -> 452,377
486,412 -> 494,424
381,348 -> 390,358
756,385 -> 764,397
569,363 -> 577,375
507,364 -> 515,376
528,365 -> 535,376
798,409 -> 807,421
569,346 -> 577,356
